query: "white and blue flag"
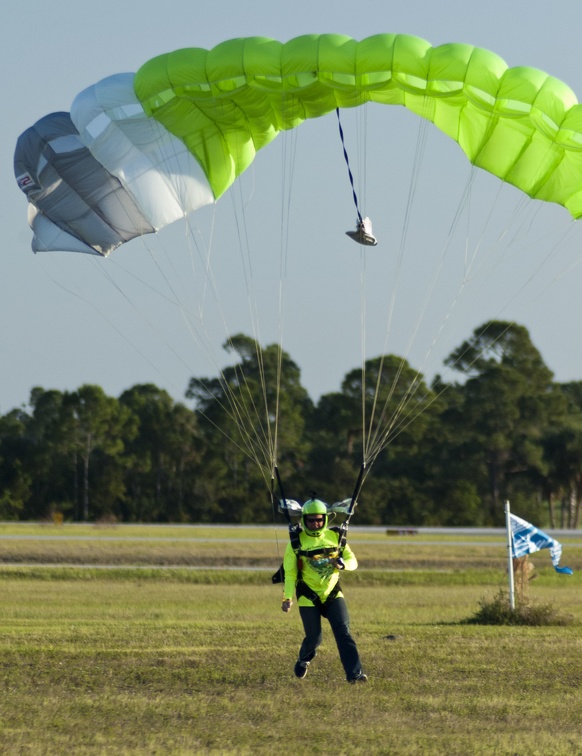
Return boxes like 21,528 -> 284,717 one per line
510,513 -> 573,575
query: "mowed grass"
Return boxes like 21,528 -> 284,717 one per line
2,521 -> 581,572
0,525 -> 581,754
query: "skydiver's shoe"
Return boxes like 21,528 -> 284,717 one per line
347,672 -> 368,684
294,660 -> 310,679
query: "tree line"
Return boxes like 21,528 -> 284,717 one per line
1,321 -> 581,528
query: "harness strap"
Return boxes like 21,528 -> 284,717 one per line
296,579 -> 342,617
271,526 -> 343,585
294,526 -> 343,615
271,523 -> 302,584
296,546 -> 338,558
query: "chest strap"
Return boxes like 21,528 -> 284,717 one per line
271,526 -> 342,585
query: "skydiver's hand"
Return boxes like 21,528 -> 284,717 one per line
281,599 -> 293,613
334,558 -> 345,571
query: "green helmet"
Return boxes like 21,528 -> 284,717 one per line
301,498 -> 328,536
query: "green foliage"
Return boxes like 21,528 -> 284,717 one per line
119,385 -> 202,522
465,589 -> 575,626
0,491 -> 25,520
186,334 -> 313,510
1,322 -> 582,526
443,321 -> 569,525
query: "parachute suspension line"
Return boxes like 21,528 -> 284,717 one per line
350,104 -> 371,461
337,108 -> 377,246
356,104 -> 369,221
186,207 -> 283,479
187,202 -> 219,322
391,239 -> 571,454
219,126 -> 302,484
272,127 -> 300,473
436,214 -> 579,396
67,254 -> 272,478
363,93 -> 512,463
359,109 -> 433,466
360,247 -> 368,462
450,219 -> 579,373
143,233 -> 215,352
366,228 -> 580,463
274,466 -> 291,525
365,161 -> 484,460
375,109 -> 432,367
138,225 -> 274,475
160,137 -> 293,487
227,181 -> 279,475
338,462 -> 367,556
279,124 -> 299,280
270,474 -> 282,560
124,201 -> 273,480
76,228 -> 273,476
453,122 -> 563,292
399,105 -> 432,254
379,118 -> 480,454
423,171 -> 547,399
202,228 -> 277,475
89,250 -> 227,388
336,107 -> 363,224
364,154 -> 573,462
128,217 -> 228,357
274,464 -> 301,548
365,142 -> 573,465
43,255 -> 182,393
414,170 -> 504,388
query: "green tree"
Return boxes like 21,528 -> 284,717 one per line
417,380 -> 487,526
26,388 -> 78,518
0,409 -> 32,519
119,385 -> 202,521
444,321 -> 566,524
186,334 -> 313,521
309,355 -> 440,522
64,385 -> 137,521
538,381 -> 582,528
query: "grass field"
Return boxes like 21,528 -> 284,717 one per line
0,523 -> 581,754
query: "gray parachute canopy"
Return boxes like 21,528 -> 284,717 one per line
14,112 -> 155,256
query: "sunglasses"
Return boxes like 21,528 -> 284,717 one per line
305,516 -> 325,524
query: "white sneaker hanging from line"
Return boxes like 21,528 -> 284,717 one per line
345,216 -> 377,246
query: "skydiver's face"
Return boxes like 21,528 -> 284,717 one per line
305,516 -> 325,531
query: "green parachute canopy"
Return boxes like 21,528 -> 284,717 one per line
134,34 -> 582,217
15,33 -> 582,255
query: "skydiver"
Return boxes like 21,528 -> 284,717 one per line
281,497 -> 368,683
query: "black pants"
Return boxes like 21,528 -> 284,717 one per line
298,596 -> 363,681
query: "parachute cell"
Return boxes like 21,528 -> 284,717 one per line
133,33 -> 582,217
70,73 -> 214,230
15,33 -> 582,256
14,112 -> 155,255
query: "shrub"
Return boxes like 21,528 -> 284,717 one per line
464,589 -> 574,626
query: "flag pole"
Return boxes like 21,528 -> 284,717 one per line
505,500 -> 515,610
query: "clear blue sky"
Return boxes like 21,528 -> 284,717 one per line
3,0 -> 582,414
